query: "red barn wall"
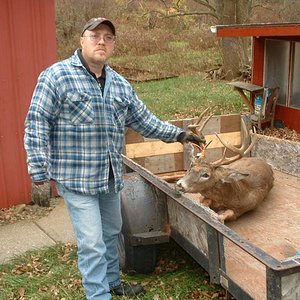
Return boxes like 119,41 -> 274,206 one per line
0,0 -> 57,208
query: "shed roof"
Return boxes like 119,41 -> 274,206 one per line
211,22 -> 300,37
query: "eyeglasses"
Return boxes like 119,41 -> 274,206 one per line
82,33 -> 115,44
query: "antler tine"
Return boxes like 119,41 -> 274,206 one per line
211,118 -> 257,167
214,118 -> 248,155
211,148 -> 241,167
194,107 -> 210,125
188,108 -> 213,136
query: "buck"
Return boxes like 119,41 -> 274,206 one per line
176,111 -> 274,222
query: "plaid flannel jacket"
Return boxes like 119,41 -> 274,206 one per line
24,50 -> 183,194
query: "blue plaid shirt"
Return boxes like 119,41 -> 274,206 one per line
24,50 -> 183,194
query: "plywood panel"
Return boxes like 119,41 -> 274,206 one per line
125,128 -> 144,144
224,238 -> 267,300
282,273 -> 300,300
124,114 -> 242,174
205,132 -> 241,149
145,154 -> 176,174
220,114 -> 241,133
126,141 -> 183,158
167,199 -> 209,256
223,170 -> 300,300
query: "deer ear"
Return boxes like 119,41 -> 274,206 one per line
221,172 -> 249,183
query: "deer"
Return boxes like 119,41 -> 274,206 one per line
176,110 -> 274,222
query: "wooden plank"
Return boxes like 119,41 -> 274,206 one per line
220,114 -> 241,133
157,170 -> 187,182
125,128 -> 144,144
145,154 -> 176,174
174,152 -> 184,171
167,199 -> 209,256
228,81 -> 263,92
131,157 -> 145,168
126,141 -> 183,159
205,131 -> 241,148
126,131 -> 240,161
281,273 -> 300,300
202,116 -> 220,135
205,147 -> 224,162
224,170 -> 300,300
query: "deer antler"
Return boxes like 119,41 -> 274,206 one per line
188,108 -> 213,136
211,118 -> 257,167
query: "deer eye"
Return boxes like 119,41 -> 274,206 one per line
201,173 -> 210,178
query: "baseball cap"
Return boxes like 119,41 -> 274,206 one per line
81,17 -> 116,36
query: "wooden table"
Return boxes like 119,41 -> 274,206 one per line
228,81 -> 264,114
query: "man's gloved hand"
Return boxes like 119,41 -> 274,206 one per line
32,180 -> 51,207
177,131 -> 206,146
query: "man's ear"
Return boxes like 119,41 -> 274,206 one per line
80,37 -> 84,48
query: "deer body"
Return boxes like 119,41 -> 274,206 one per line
177,157 -> 274,221
176,112 -> 274,222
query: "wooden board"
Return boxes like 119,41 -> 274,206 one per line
125,141 -> 183,158
167,199 -> 209,256
124,114 -> 243,174
170,169 -> 300,300
227,81 -> 264,92
223,170 -> 300,299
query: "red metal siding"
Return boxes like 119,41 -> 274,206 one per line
252,38 -> 265,86
0,0 -> 57,208
216,24 -> 300,37
275,106 -> 300,133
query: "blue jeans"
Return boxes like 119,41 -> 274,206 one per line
55,180 -> 122,300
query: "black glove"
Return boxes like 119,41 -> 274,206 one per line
177,131 -> 206,146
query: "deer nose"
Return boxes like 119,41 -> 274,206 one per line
175,180 -> 185,192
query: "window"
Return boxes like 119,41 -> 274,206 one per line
290,42 -> 300,108
264,39 -> 289,106
264,39 -> 300,109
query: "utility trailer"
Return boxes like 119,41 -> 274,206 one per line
120,114 -> 300,300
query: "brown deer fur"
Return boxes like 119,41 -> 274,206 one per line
176,156 -> 274,222
176,113 -> 274,222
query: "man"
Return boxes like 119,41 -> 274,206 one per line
24,17 -> 204,300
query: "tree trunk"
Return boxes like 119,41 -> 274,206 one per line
216,0 -> 252,80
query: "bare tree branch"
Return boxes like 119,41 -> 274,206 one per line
191,0 -> 216,13
147,10 -> 218,19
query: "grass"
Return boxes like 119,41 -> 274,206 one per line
133,74 -> 246,120
3,13 -> 243,296
0,71 -> 242,300
0,241 -> 225,300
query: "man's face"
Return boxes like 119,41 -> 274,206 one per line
80,24 -> 115,66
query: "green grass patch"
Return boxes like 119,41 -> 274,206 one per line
133,74 -> 245,120
0,241 -> 224,300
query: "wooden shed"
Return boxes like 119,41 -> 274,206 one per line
0,0 -> 57,208
213,23 -> 300,133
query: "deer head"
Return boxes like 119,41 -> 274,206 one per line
176,114 -> 257,193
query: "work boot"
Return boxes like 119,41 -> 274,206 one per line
111,281 -> 145,297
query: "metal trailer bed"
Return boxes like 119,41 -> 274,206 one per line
120,114 -> 300,300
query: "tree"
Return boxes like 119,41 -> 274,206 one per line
141,0 -> 253,79
215,0 -> 252,79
